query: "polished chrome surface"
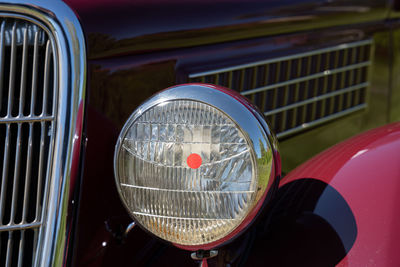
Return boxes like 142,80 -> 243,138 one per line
0,17 -> 56,267
0,21 -> 45,46
189,40 -> 373,138
0,1 -> 86,266
191,249 -> 218,260
123,221 -> 136,239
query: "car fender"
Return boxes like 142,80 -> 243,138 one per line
280,122 -> 400,266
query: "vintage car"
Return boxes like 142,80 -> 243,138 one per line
0,0 -> 399,266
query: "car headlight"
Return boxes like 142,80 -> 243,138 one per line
114,84 -> 279,250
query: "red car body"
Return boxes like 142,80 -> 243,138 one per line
284,122 -> 400,266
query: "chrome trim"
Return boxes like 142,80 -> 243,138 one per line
189,39 -> 372,77
191,249 -> 218,260
276,104 -> 367,138
0,222 -> 41,232
188,40 -> 372,138
1,21 -> 46,46
123,221 -> 136,239
0,1 -> 86,266
0,115 -> 54,123
114,84 -> 279,249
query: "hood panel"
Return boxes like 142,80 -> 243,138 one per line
64,0 -> 389,59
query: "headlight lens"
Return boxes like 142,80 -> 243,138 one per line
115,84 -> 277,248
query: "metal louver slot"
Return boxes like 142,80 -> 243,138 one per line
188,40 -> 373,138
0,18 -> 56,267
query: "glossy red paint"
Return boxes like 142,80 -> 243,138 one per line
282,122 -> 400,266
69,101 -> 85,200
63,0 -> 388,59
64,101 -> 85,267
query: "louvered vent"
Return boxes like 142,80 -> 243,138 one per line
0,18 -> 56,266
188,40 -> 372,138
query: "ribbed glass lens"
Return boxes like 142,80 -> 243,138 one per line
116,100 -> 257,245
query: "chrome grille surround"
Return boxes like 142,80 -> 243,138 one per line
0,1 -> 86,267
189,40 -> 373,138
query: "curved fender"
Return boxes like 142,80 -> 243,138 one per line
282,122 -> 400,266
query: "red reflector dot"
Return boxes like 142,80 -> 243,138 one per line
187,153 -> 202,169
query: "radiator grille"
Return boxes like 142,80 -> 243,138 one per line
0,18 -> 56,266
189,40 -> 372,138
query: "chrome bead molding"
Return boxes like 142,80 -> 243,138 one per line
189,40 -> 373,138
0,1 -> 86,266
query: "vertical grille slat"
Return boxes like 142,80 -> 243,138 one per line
18,29 -> 27,117
42,41 -> 51,116
0,124 -> 10,222
0,21 -> 5,114
31,229 -> 37,266
0,17 -> 57,267
188,40 -> 372,138
7,23 -> 16,118
30,31 -> 39,116
21,123 -> 33,222
35,122 -> 45,222
9,123 -> 21,224
16,229 -> 23,267
5,231 -> 12,267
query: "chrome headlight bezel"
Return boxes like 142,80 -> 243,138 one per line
114,83 -> 279,250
